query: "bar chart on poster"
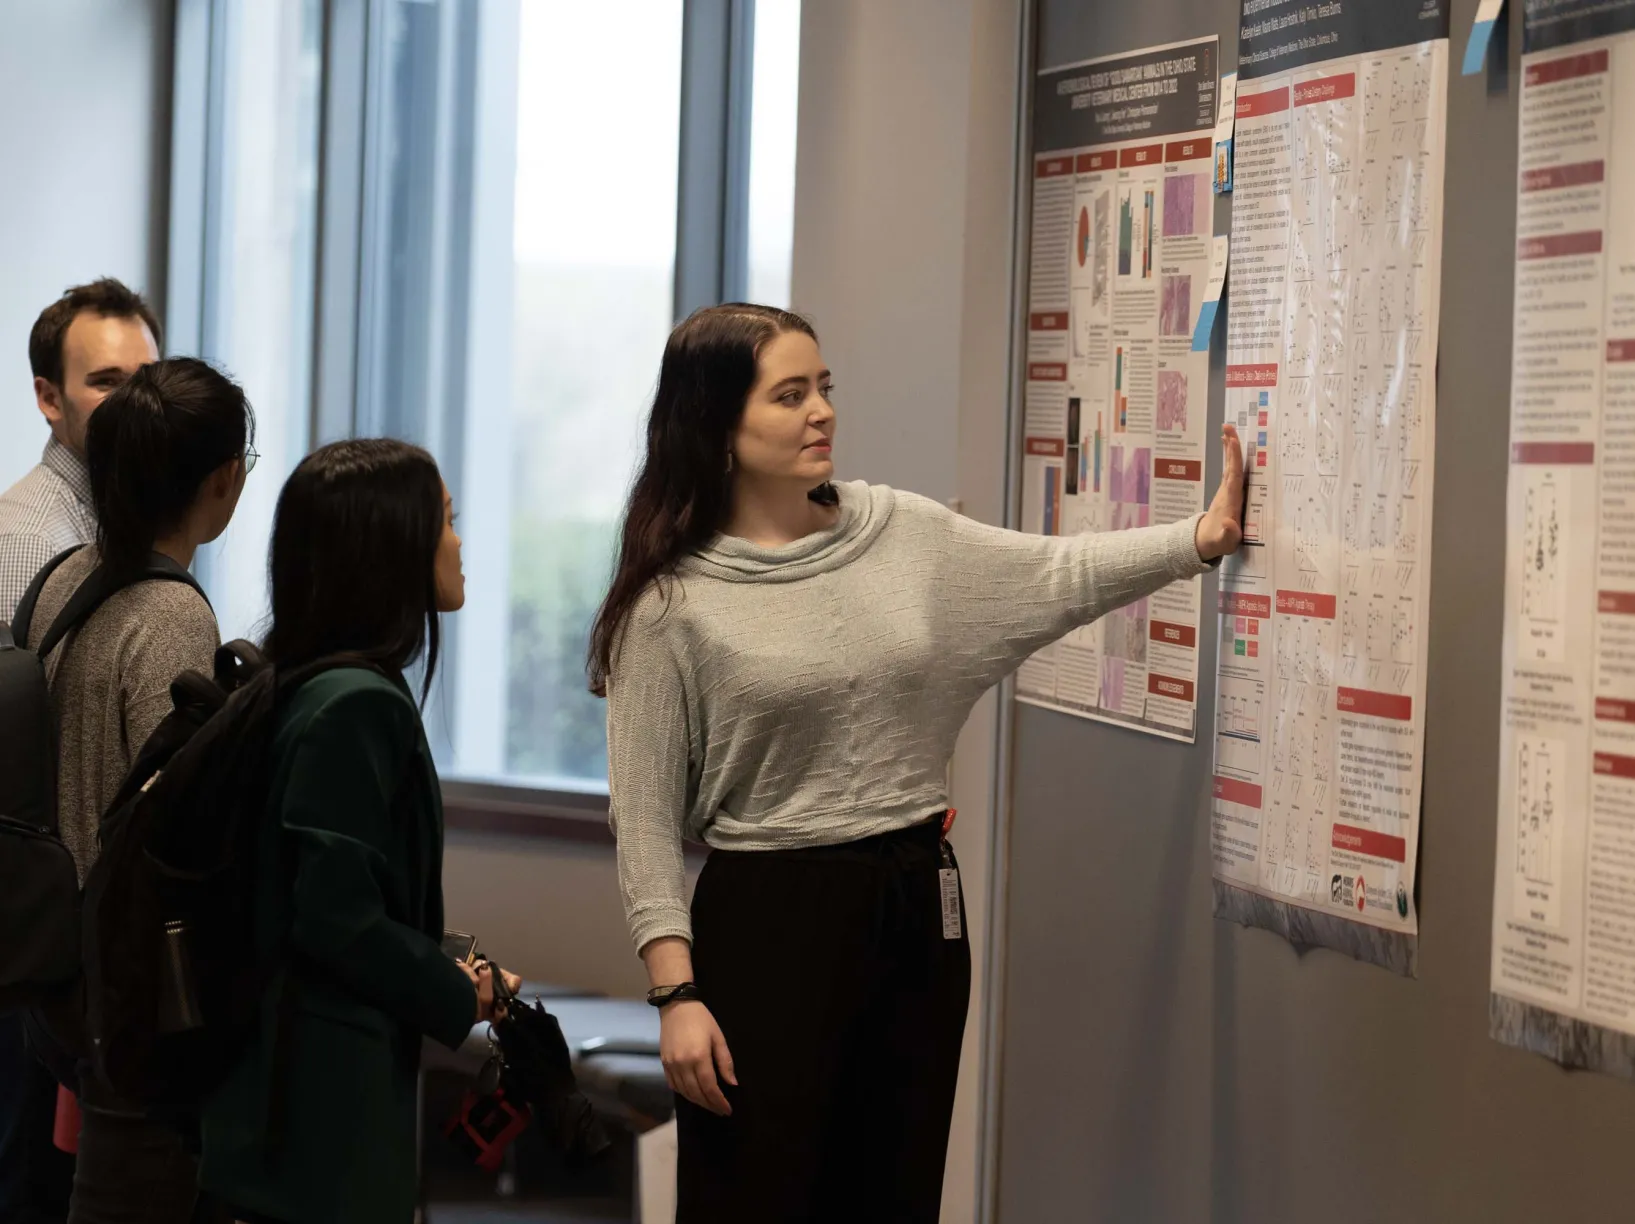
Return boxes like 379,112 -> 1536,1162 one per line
1017,36 -> 1219,742
1207,0 -> 1449,973
1490,0 -> 1635,1074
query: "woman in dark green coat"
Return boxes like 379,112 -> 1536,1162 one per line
199,438 -> 515,1224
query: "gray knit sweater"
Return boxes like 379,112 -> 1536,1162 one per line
606,481 -> 1210,951
28,547 -> 218,881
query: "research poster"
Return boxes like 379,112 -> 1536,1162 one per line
1018,37 -> 1220,741
1208,0 -> 1449,974
1490,0 -> 1635,1076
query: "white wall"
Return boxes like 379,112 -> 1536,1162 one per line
791,4 -> 1024,1221
443,832 -> 700,998
0,0 -> 173,490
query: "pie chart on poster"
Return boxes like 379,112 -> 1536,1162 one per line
1077,206 -> 1091,266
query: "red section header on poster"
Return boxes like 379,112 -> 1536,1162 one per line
1220,592 -> 1272,618
1078,151 -> 1116,173
1165,138 -> 1212,163
1237,88 -> 1290,119
1609,340 -> 1635,363
1331,823 -> 1407,863
1213,775 -> 1263,809
1226,363 -> 1279,388
1028,363 -> 1067,381
1030,311 -> 1068,331
1526,49 -> 1609,88
1511,441 -> 1595,464
1025,437 -> 1066,458
1599,591 -> 1635,614
1594,752 -> 1635,780
1595,699 -> 1635,725
1337,688 -> 1413,721
1036,156 -> 1075,179
1293,74 -> 1356,106
1120,143 -> 1164,168
1147,673 -> 1195,703
1518,231 -> 1604,260
1276,591 -> 1336,619
1150,620 -> 1198,648
1522,161 -> 1605,192
1155,458 -> 1203,482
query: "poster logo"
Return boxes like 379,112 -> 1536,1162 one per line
1397,883 -> 1409,919
1331,874 -> 1363,909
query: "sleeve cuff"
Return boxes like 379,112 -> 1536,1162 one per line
1170,513 -> 1216,578
630,907 -> 694,956
425,956 -> 481,1051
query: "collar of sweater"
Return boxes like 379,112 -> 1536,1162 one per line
682,480 -> 896,584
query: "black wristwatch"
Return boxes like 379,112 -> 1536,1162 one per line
647,982 -> 704,1008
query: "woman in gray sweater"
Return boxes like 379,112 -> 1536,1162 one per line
25,358 -> 250,1224
590,304 -> 1244,1222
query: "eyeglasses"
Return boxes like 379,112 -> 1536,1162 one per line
244,445 -> 259,475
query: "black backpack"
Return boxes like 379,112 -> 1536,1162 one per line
0,546 -> 206,1014
82,647 -> 388,1109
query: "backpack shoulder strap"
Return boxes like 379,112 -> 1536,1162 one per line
9,545 -> 88,649
34,554 -> 210,662
139,553 -> 209,610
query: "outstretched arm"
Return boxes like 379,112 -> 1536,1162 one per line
927,423 -> 1245,688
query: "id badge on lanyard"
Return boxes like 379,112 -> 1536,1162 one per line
938,808 -> 961,940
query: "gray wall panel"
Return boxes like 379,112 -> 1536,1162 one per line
998,1 -> 1635,1219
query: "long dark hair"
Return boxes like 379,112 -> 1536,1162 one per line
85,357 -> 253,582
265,438 -> 446,697
587,303 -> 835,696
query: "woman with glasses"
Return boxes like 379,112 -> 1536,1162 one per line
19,356 -> 252,1224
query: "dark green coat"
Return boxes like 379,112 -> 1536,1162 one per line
199,668 -> 476,1224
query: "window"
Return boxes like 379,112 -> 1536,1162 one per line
174,0 -> 801,801
168,0 -> 323,644
501,4 -> 687,783
747,0 -> 801,307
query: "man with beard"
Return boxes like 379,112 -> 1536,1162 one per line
0,277 -> 160,1224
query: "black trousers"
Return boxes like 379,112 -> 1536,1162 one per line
0,1013 -> 73,1224
65,1106 -> 198,1224
676,818 -> 971,1224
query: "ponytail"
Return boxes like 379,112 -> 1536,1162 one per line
85,358 -> 253,581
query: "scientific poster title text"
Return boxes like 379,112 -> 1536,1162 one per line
1057,55 -> 1200,109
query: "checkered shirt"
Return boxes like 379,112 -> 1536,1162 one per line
0,437 -> 96,623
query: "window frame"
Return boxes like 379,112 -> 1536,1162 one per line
169,0 -> 771,836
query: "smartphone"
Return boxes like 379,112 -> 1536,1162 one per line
442,930 -> 480,966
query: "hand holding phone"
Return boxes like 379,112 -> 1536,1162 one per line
442,929 -> 480,966
461,962 -> 496,1024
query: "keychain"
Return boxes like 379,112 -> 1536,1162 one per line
443,958 -> 612,1168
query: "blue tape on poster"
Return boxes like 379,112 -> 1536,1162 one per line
1462,18 -> 1496,74
1192,300 -> 1219,352
1462,0 -> 1506,76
